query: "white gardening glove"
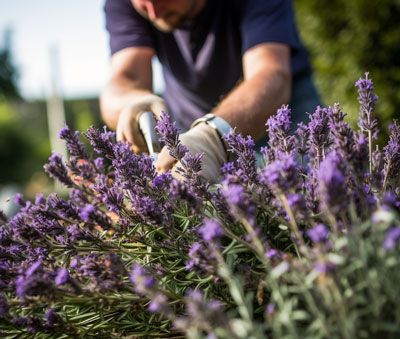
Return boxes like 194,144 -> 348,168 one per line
155,122 -> 228,184
116,94 -> 166,153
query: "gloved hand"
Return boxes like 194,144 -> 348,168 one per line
155,122 -> 228,184
116,94 -> 166,153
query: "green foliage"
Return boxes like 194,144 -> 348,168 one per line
0,29 -> 20,99
295,0 -> 400,129
0,100 -> 42,185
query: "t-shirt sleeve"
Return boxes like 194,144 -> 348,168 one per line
104,0 -> 155,55
238,0 -> 301,54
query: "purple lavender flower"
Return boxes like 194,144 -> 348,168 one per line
71,253 -> 123,291
59,125 -> 88,159
9,214 -> 41,241
130,264 -> 155,295
266,105 -> 296,159
69,188 -> 89,205
198,219 -> 223,242
79,204 -> 96,222
222,183 -> 256,224
266,302 -> 276,315
180,152 -> 203,175
329,118 -> 356,162
85,126 -> 116,159
55,268 -> 70,286
155,111 -> 188,159
260,153 -> 300,194
221,162 -> 235,176
185,242 -> 202,271
383,121 -> 400,189
14,193 -> 26,207
169,179 -> 200,211
112,142 -> 156,190
67,224 -> 93,242
287,193 -> 308,220
130,195 -> 166,225
356,73 -> 379,137
307,224 -> 330,243
308,106 -> 331,166
318,151 -> 349,215
151,172 -> 173,190
16,261 -> 55,298
174,289 -> 228,332
185,242 -> 215,274
35,193 -> 46,206
327,102 -> 346,125
44,153 -> 73,187
382,191 -> 400,211
148,293 -> 169,314
223,130 -> 257,184
314,260 -> 336,274
265,248 -> 278,259
68,158 -> 96,181
78,204 -> 111,229
45,308 -> 62,327
0,226 -> 11,246
93,175 -> 124,213
296,122 -> 310,159
383,227 -> 400,251
93,157 -> 105,170
47,193 -> 80,220
350,132 -> 369,178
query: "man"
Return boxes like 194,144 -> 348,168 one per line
101,0 -> 319,182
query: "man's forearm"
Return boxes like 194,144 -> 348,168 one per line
212,68 -> 291,141
100,78 -> 153,130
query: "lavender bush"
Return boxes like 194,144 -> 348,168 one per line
0,74 -> 400,338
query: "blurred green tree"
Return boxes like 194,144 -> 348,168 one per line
295,0 -> 400,129
0,30 -> 49,189
0,28 -> 20,99
0,101 -> 38,184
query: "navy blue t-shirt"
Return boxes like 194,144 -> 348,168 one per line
104,0 -> 313,130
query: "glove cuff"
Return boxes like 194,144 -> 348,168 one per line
191,114 -> 232,156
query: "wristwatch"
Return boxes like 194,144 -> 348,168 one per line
191,113 -> 233,155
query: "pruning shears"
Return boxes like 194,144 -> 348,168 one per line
138,111 -> 160,161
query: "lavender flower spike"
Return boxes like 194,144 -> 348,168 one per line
198,219 -> 223,242
318,151 -> 348,215
44,153 -> 73,187
266,104 -> 296,158
130,264 -> 156,295
155,111 -> 188,160
383,227 -> 400,251
55,268 -> 70,286
383,121 -> 400,190
307,224 -> 330,243
260,153 -> 300,194
59,125 -> 88,159
356,72 -> 379,137
223,130 -> 257,183
85,126 -> 116,159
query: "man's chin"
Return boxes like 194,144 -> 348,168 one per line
152,18 -> 184,33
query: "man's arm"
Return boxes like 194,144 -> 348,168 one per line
213,42 -> 291,141
100,46 -> 154,130
155,41 -> 292,179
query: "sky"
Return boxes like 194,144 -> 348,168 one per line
0,0 -> 164,99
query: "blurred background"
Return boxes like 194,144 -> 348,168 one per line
0,0 -> 399,215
